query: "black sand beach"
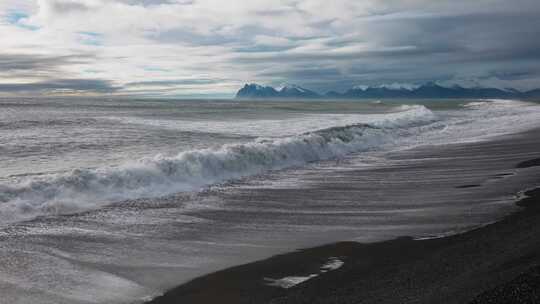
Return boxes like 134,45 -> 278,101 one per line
149,130 -> 540,304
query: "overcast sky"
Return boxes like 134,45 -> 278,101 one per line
1,0 -> 539,97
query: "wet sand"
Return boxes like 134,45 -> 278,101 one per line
149,131 -> 540,304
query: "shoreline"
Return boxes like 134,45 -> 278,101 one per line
147,147 -> 540,304
147,183 -> 540,304
147,156 -> 540,304
2,100 -> 540,303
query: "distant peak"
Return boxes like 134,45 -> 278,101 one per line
353,83 -> 420,91
235,83 -> 319,99
277,83 -> 307,92
377,83 -> 420,91
244,83 -> 265,88
235,81 -> 536,99
423,81 -> 439,87
352,85 -> 369,91
503,87 -> 521,93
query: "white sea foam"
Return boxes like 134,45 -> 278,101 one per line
265,274 -> 318,288
1,100 -> 540,224
0,105 -> 436,224
265,257 -> 344,288
462,99 -> 532,109
446,99 -> 540,142
321,257 -> 344,272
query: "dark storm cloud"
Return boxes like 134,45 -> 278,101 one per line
2,0 -> 540,95
0,54 -> 94,72
487,70 -> 540,81
47,1 -> 91,14
0,54 -> 110,94
260,67 -> 342,79
236,3 -> 540,91
0,79 -> 119,94
233,45 -> 451,64
406,11 -> 540,62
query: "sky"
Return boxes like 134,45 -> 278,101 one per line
0,0 -> 539,97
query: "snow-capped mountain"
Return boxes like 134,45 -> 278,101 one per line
235,84 -> 280,99
352,83 -> 420,91
236,82 -> 540,99
276,83 -> 319,98
236,83 -> 318,99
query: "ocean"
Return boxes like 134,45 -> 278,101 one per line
1,98 -> 540,303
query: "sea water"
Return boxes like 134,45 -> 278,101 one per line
1,98 -> 540,303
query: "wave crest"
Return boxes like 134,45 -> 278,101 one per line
462,99 -> 533,109
0,105 -> 437,223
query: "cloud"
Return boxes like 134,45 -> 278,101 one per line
0,78 -> 118,95
0,0 -> 539,96
124,78 -> 223,87
0,53 -> 92,72
45,0 -> 91,14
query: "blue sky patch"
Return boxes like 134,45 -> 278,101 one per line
5,11 -> 39,30
77,31 -> 103,46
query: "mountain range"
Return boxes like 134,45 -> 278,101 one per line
236,83 -> 540,99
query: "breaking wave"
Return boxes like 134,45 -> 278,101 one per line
462,99 -> 533,109
0,105 -> 437,223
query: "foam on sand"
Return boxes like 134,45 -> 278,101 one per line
265,257 -> 344,288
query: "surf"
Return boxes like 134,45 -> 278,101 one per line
0,105 -> 437,224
